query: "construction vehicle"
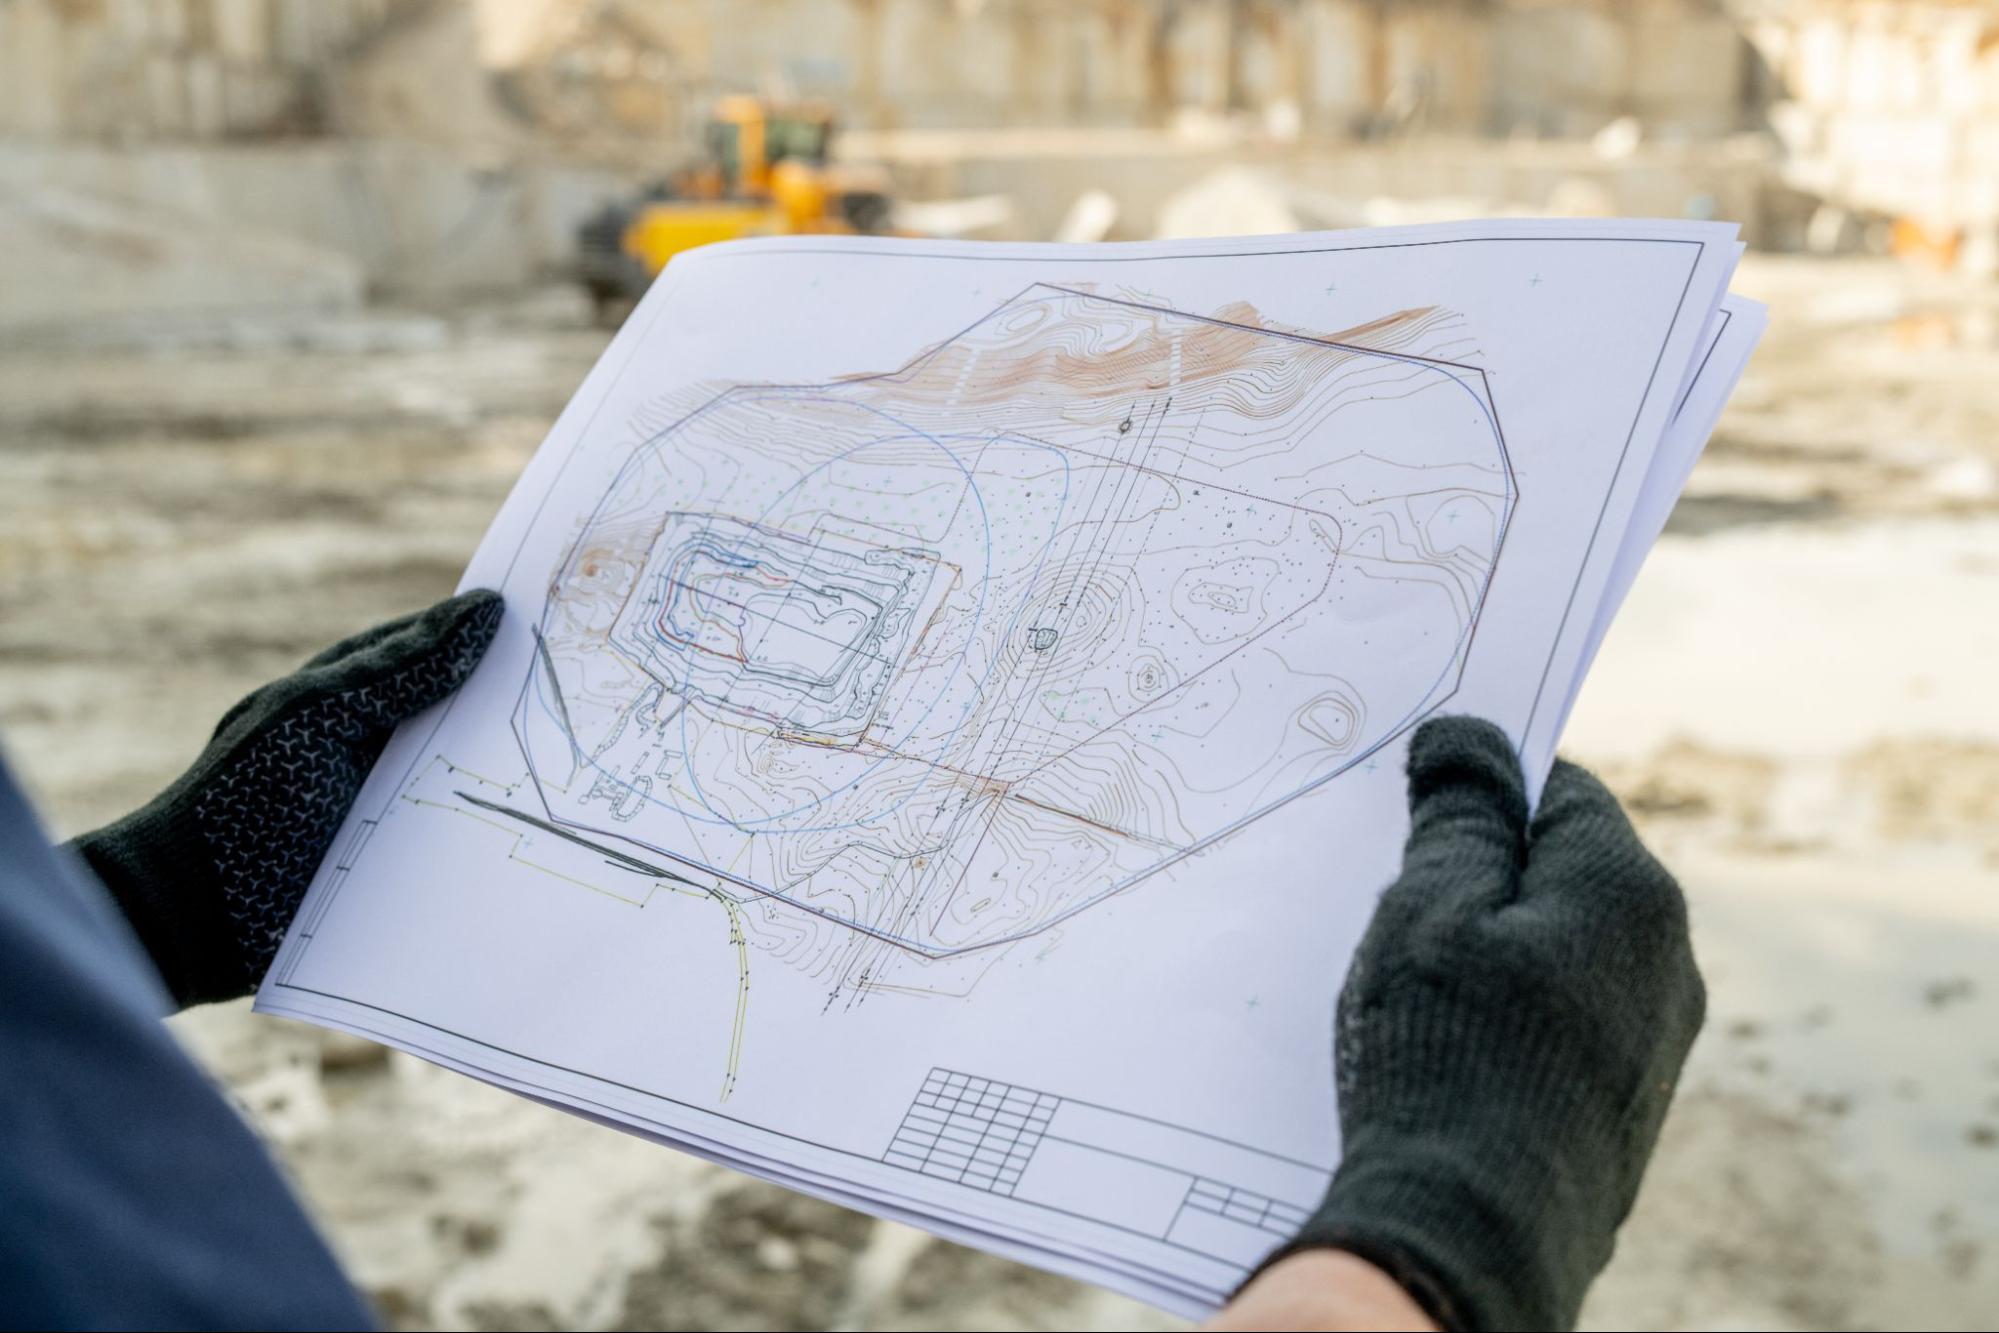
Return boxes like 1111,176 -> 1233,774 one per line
576,96 -> 897,317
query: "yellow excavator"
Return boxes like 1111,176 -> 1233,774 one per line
577,97 -> 897,317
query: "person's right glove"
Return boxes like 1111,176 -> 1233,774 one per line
1264,716 -> 1706,1331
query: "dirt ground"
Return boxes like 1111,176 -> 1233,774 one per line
3,256 -> 1995,1330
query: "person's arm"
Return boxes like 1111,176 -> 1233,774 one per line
1,752 -> 381,1328
1212,716 -> 1705,1332
0,593 -> 500,1325
67,590 -> 503,1007
1211,1249 -> 1438,1330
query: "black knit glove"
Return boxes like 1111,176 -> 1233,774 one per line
68,590 -> 504,1009
1267,716 -> 1705,1331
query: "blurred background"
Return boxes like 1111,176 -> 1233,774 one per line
2,1 -> 1996,1328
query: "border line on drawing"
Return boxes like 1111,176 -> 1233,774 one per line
274,229 -> 1712,1273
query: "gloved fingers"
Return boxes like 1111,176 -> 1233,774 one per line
299,602 -> 441,670
1527,756 -> 1626,836
1392,715 -> 1529,912
311,589 -> 506,732
1520,757 -> 1684,921
209,591 -> 505,751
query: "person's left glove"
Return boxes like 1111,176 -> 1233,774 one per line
68,590 -> 504,1008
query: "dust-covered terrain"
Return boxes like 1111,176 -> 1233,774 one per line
3,257 -> 1995,1330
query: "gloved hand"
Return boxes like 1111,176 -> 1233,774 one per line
1265,716 -> 1706,1331
68,590 -> 504,1009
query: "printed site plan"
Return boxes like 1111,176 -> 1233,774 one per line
259,220 -> 1760,1315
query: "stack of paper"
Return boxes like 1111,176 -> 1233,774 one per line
258,221 -> 1762,1317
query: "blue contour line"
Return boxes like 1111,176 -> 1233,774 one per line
647,530 -> 895,691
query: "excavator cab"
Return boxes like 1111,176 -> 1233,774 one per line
576,97 -> 895,320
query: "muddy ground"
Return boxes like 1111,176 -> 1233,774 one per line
2,256 -> 1995,1330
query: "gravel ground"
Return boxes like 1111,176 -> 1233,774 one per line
3,258 -> 1995,1330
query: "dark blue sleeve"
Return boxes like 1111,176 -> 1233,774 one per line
0,750 -> 376,1331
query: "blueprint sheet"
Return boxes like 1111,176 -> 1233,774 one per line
258,221 -> 1759,1316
